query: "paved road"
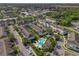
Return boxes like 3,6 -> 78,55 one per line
0,26 -> 3,38
0,37 -> 8,56
9,26 -> 31,56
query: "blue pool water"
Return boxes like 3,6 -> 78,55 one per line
38,38 -> 46,46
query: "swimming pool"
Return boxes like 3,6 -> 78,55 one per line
38,38 -> 46,46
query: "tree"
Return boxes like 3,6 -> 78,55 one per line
59,17 -> 71,26
12,44 -> 20,55
22,37 -> 28,46
8,33 -> 16,42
